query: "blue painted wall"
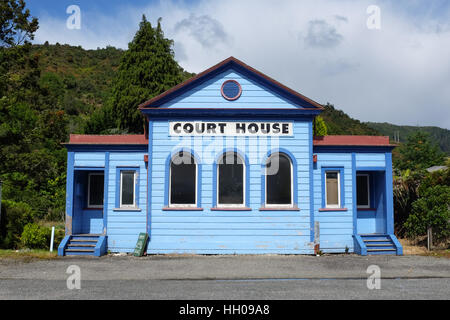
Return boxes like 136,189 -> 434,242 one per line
313,153 -> 354,252
161,69 -> 301,109
313,151 -> 389,252
74,152 -> 105,167
67,146 -> 394,254
67,149 -> 147,251
106,152 -> 147,252
146,119 -> 314,254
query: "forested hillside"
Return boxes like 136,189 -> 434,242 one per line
28,44 -> 385,138
366,122 -> 450,155
30,43 -> 123,133
320,103 -> 381,136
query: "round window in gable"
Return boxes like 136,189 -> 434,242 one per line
221,80 -> 242,101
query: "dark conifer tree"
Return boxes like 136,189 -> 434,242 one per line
111,16 -> 184,133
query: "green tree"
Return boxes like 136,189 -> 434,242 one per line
0,1 -> 68,223
111,15 -> 185,133
393,131 -> 446,171
313,116 -> 328,136
0,0 -> 38,47
404,184 -> 450,243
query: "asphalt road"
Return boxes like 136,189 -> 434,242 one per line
0,254 -> 449,300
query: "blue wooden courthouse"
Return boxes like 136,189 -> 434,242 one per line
58,57 -> 403,256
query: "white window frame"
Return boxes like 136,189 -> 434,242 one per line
169,153 -> 197,208
265,152 -> 294,208
120,170 -> 137,208
217,152 -> 246,208
356,173 -> 371,209
87,172 -> 104,209
325,170 -> 341,209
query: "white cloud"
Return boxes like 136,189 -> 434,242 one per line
33,0 -> 450,129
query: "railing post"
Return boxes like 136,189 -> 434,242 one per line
50,226 -> 55,252
314,221 -> 320,254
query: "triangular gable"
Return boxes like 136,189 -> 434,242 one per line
139,57 -> 323,110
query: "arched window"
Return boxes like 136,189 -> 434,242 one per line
217,152 -> 245,207
169,151 -> 197,207
266,153 -> 293,207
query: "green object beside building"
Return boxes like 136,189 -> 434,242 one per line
133,233 -> 148,257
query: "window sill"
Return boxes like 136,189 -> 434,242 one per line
113,207 -> 142,212
211,207 -> 252,211
318,208 -> 348,212
259,206 -> 300,211
162,207 -> 203,211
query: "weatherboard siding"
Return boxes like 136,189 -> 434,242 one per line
74,152 -> 105,167
106,152 -> 147,252
313,153 -> 354,252
146,119 -> 314,254
355,153 -> 386,168
161,69 -> 300,109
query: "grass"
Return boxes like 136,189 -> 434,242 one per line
398,238 -> 450,258
420,249 -> 450,258
0,249 -> 59,262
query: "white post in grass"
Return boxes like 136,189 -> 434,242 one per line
50,226 -> 55,252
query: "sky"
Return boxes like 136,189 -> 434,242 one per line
26,0 -> 450,129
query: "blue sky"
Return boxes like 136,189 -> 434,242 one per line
25,0 -> 450,129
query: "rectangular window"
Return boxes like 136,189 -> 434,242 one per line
325,171 -> 340,208
88,173 -> 104,208
357,174 -> 370,208
120,171 -> 136,207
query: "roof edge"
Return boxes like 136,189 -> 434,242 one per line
66,134 -> 148,145
313,135 -> 397,147
138,56 -> 324,110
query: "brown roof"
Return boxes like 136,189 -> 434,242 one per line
138,56 -> 324,109
313,135 -> 396,147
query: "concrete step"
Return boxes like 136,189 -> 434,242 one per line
65,248 -> 95,253
71,236 -> 100,241
63,235 -> 100,256
366,243 -> 395,247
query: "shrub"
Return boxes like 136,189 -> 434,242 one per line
404,185 -> 450,243
20,223 -> 51,249
0,200 -> 34,249
393,169 -> 425,236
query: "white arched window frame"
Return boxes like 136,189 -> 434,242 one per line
169,151 -> 198,208
265,152 -> 294,208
